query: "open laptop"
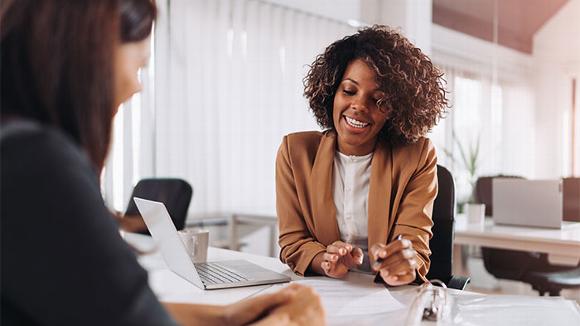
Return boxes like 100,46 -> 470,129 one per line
492,179 -> 563,229
133,197 -> 290,290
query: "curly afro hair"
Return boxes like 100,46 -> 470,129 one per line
303,25 -> 448,145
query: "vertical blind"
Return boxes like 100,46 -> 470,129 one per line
104,0 -> 355,216
429,67 -> 501,203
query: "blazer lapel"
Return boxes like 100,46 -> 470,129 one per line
368,141 -> 392,259
309,132 -> 340,245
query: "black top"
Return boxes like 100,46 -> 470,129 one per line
1,121 -> 177,326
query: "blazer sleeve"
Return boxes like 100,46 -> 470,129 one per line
276,136 -> 326,275
391,139 -> 437,282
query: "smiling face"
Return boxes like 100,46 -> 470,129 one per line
332,58 -> 390,156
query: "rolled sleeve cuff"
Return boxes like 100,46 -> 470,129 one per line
284,241 -> 327,276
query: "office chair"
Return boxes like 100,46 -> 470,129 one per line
523,266 -> 580,296
425,165 -> 470,290
124,178 -> 193,234
475,175 -> 580,296
475,176 -> 534,280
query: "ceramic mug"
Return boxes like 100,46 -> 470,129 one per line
177,229 -> 209,263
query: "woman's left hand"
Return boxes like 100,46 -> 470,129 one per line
370,238 -> 418,286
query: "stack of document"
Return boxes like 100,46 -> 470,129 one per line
263,272 -> 406,325
294,275 -> 405,316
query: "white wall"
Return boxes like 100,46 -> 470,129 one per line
501,83 -> 536,177
270,0 -> 434,54
265,0 -> 360,23
431,25 -> 534,83
533,0 -> 580,178
360,0 -> 433,54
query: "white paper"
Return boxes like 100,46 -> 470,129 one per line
268,273 -> 405,317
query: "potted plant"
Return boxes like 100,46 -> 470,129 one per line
443,132 -> 485,225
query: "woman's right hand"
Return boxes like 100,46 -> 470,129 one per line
256,284 -> 325,326
225,283 -> 324,326
164,284 -> 324,326
312,241 -> 363,278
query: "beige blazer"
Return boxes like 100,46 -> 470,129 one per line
276,130 -> 437,281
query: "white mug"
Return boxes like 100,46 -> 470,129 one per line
466,203 -> 486,226
177,229 -> 209,263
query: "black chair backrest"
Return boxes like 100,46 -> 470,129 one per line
426,165 -> 455,283
125,178 -> 193,231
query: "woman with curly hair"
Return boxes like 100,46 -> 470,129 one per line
276,25 -> 448,286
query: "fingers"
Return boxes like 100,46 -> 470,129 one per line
321,259 -> 348,278
325,249 -> 363,269
265,285 -> 325,326
249,313 -> 293,326
247,289 -> 294,311
373,248 -> 417,271
250,285 -> 320,326
327,241 -> 353,256
224,289 -> 293,326
290,284 -> 320,300
320,253 -> 338,273
320,260 -> 333,272
381,270 -> 416,286
395,271 -> 416,284
352,247 -> 364,265
379,254 -> 418,276
320,241 -> 364,278
322,252 -> 339,263
320,257 -> 333,275
371,239 -> 413,266
370,238 -> 412,261
328,242 -> 363,266
371,238 -> 418,286
279,283 -> 303,294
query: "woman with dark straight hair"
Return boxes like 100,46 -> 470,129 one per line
0,1 -> 323,325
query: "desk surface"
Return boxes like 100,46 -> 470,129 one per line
125,233 -> 580,326
454,215 -> 580,265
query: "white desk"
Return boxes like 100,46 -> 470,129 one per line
454,215 -> 580,266
125,233 -> 580,326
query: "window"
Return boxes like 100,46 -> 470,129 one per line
433,68 -> 505,204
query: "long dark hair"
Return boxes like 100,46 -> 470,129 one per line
121,0 -> 157,43
1,0 -> 156,171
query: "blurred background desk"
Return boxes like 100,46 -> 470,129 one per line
227,213 -> 278,256
186,212 -> 278,257
453,215 -> 580,298
454,214 -> 580,266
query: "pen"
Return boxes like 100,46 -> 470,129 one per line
373,234 -> 404,270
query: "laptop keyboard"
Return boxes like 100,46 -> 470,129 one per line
194,262 -> 249,285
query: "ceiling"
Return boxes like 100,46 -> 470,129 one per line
432,0 -> 569,54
